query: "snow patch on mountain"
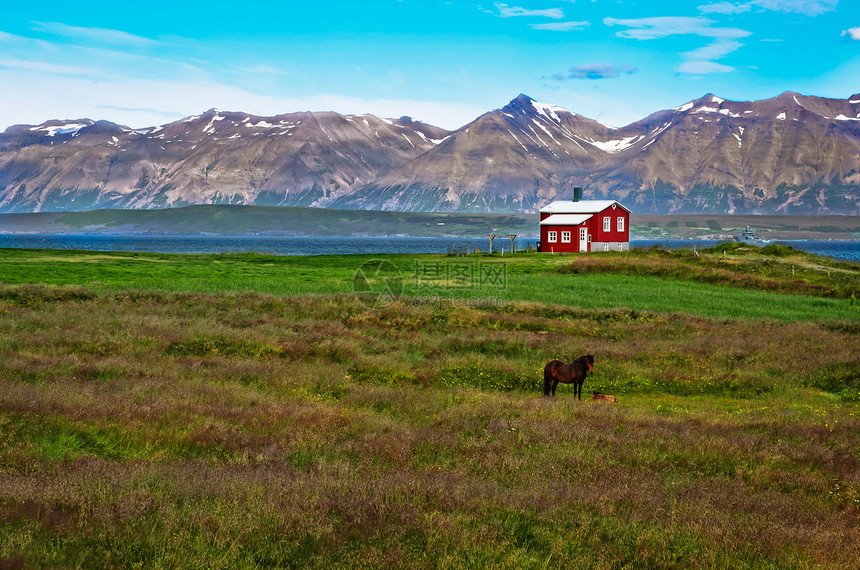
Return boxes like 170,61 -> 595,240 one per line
531,100 -> 572,123
28,122 -> 90,137
202,114 -> 225,134
532,119 -> 560,146
694,106 -> 742,118
586,135 -> 639,154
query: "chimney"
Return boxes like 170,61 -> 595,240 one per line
573,187 -> 582,202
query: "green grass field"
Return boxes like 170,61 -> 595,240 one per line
0,244 -> 858,321
1,245 -> 859,568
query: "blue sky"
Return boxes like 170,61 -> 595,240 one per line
0,0 -> 858,131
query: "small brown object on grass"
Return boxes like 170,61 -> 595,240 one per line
592,392 -> 617,402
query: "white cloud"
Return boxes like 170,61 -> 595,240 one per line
228,63 -> 287,76
31,21 -> 157,47
0,59 -> 97,76
700,0 -> 837,15
605,16 -> 750,75
531,20 -> 590,31
752,0 -> 837,16
604,16 -> 749,40
698,2 -> 752,14
683,39 -> 743,60
843,27 -> 860,41
0,29 -> 208,86
0,21 -> 486,132
495,3 -> 564,18
0,67 -> 484,131
676,60 -> 735,74
95,105 -> 185,120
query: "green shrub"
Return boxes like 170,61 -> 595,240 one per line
760,243 -> 796,256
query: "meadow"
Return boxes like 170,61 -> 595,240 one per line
0,245 -> 859,568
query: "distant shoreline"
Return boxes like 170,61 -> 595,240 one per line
0,205 -> 858,241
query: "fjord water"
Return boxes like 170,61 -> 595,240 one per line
0,234 -> 858,262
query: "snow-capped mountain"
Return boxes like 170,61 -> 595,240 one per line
596,92 -> 860,213
2,92 -> 859,215
333,92 -> 860,214
0,109 -> 450,213
333,94 -> 614,212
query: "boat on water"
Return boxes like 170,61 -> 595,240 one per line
734,226 -> 768,244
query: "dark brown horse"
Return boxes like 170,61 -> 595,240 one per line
543,355 -> 594,398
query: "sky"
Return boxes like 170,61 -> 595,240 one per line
0,0 -> 858,131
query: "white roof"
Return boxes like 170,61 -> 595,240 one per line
539,214 -> 592,226
539,199 -> 631,214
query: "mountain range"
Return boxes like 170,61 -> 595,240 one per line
2,91 -> 859,215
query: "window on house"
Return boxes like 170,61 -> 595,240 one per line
548,231 -> 557,243
603,217 -> 610,232
617,217 -> 625,232
561,231 -> 571,243
603,243 -> 609,252
617,242 -> 623,251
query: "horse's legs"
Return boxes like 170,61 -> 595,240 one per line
576,381 -> 582,400
543,367 -> 555,396
551,379 -> 558,396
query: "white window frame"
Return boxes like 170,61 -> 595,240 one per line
603,217 -> 611,232
603,243 -> 609,252
548,231 -> 557,243
617,242 -> 623,251
561,231 -> 571,243
617,217 -> 625,232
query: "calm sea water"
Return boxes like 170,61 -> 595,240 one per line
0,234 -> 858,262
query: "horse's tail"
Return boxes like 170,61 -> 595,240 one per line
543,364 -> 552,395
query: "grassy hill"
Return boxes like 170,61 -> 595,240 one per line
1,205 -> 859,240
633,213 -> 860,240
0,205 -> 536,238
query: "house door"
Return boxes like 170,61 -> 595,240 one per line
579,227 -> 588,252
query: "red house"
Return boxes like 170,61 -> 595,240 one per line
539,194 -> 631,253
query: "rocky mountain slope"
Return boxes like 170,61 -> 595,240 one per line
0,110 -> 450,213
600,92 -> 860,214
1,92 -> 859,214
334,94 -> 615,212
337,92 -> 860,214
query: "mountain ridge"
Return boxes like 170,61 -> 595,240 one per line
2,92 -> 859,215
